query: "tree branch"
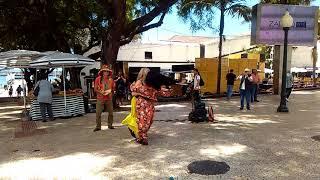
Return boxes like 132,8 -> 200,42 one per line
81,41 -> 100,55
120,12 -> 167,46
136,11 -> 166,34
129,0 -> 177,28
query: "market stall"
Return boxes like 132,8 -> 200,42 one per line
29,52 -> 94,120
29,89 -> 84,120
158,70 -> 193,101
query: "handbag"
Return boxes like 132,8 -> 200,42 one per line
33,85 -> 40,96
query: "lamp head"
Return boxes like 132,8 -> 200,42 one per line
280,11 -> 294,28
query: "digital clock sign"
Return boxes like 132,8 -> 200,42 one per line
251,4 -> 319,46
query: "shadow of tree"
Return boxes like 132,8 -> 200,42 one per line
1,91 -> 320,179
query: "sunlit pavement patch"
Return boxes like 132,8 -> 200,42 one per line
187,160 -> 230,175
311,135 -> 320,142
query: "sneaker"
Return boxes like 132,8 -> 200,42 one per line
108,126 -> 115,129
240,107 -> 244,110
247,107 -> 251,110
42,119 -> 47,122
93,128 -> 101,132
254,100 -> 260,102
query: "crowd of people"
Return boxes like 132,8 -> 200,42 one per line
30,65 -> 295,145
226,68 -> 293,110
5,85 -> 24,98
91,66 -> 297,145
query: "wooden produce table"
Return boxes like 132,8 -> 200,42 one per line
30,94 -> 85,121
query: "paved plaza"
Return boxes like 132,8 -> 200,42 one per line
0,90 -> 320,179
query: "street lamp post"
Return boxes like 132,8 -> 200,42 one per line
277,11 -> 293,113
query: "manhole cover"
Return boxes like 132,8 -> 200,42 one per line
311,135 -> 320,141
187,160 -> 230,175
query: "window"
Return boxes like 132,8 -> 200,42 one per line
145,51 -> 152,59
241,53 -> 248,59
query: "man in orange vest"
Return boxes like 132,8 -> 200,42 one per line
93,65 -> 115,132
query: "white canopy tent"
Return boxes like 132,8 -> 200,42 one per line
0,50 -> 51,110
291,67 -> 308,73
0,50 -> 49,68
29,52 -> 95,115
264,68 -> 273,74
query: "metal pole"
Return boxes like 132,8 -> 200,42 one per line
277,27 -> 289,112
63,66 -> 67,116
312,46 -> 317,87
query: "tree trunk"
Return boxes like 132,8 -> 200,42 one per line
101,0 -> 125,72
101,33 -> 121,71
217,6 -> 225,95
67,67 -> 83,89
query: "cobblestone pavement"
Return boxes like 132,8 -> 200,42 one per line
0,90 -> 320,179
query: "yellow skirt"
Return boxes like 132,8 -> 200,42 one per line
121,96 -> 139,138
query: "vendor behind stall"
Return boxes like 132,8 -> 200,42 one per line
55,74 -> 71,91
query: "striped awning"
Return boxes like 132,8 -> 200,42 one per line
0,50 -> 47,68
29,52 -> 94,69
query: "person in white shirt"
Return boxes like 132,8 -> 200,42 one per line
193,68 -> 201,102
237,68 -> 253,110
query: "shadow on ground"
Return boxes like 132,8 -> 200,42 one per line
1,91 -> 320,179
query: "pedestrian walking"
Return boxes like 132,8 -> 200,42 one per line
286,71 -> 293,101
16,85 -> 23,98
238,68 -> 253,110
8,86 -> 13,97
93,65 -> 115,132
226,69 -> 237,100
251,69 -> 261,102
34,75 -> 54,122
115,72 -> 126,106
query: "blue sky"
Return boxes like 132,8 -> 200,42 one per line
142,0 -> 320,42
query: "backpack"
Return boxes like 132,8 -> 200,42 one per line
189,100 -> 208,123
188,109 -> 208,123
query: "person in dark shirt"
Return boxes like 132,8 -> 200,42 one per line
16,85 -> 23,98
226,69 -> 237,100
115,72 -> 126,106
8,86 -> 13,97
238,68 -> 253,110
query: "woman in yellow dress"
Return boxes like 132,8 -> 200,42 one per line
122,68 -> 150,139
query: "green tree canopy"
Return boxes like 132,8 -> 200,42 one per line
0,0 -> 105,53
0,0 -> 107,89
